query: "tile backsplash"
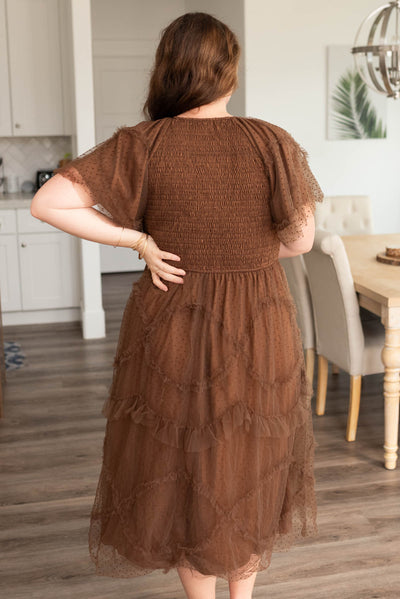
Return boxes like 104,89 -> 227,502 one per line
0,135 -> 72,193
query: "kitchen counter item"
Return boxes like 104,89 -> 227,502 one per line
36,170 -> 54,189
21,180 -> 36,193
3,175 -> 20,193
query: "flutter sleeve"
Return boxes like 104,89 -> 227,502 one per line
53,126 -> 149,231
268,132 -> 324,245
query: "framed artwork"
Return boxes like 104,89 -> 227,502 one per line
327,44 -> 387,140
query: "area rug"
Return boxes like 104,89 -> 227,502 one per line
4,341 -> 27,371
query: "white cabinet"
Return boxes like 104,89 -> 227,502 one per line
2,0 -> 72,136
0,234 -> 21,310
0,207 -> 80,320
18,231 -> 80,310
0,210 -> 21,310
0,0 -> 12,136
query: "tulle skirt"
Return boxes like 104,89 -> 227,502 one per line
88,261 -> 318,582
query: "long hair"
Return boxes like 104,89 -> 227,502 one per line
142,12 -> 240,121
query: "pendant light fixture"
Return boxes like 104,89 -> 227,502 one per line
351,1 -> 400,99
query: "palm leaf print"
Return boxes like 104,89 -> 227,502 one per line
331,68 -> 386,139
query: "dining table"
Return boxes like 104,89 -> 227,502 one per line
341,233 -> 400,470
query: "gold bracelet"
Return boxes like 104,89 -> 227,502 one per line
127,231 -> 145,250
113,226 -> 124,248
136,233 -> 148,259
128,232 -> 148,258
138,234 -> 149,259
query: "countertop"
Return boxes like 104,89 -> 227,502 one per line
0,192 -> 35,209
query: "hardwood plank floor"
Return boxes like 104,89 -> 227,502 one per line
1,272 -> 399,599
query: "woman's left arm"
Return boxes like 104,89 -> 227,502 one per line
278,205 -> 315,258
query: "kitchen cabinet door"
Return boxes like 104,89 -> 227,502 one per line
18,232 -> 80,310
0,234 -> 22,311
0,0 -> 12,136
6,0 -> 65,136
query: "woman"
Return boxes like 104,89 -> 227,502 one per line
31,11 -> 323,599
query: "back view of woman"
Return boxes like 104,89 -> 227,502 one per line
31,11 -> 323,599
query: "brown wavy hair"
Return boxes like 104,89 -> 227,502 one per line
142,12 -> 240,121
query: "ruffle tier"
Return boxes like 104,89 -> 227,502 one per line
101,354 -> 312,452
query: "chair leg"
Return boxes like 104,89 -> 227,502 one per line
331,363 -> 340,375
316,355 -> 328,415
305,348 -> 315,386
346,375 -> 362,442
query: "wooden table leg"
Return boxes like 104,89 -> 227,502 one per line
381,306 -> 400,470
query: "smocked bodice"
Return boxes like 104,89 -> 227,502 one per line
143,117 -> 280,272
53,114 -> 324,274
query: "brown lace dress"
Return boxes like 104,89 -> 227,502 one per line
53,115 -> 324,582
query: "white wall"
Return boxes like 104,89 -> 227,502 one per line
91,0 -> 185,40
245,0 -> 400,233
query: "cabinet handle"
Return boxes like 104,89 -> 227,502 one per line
21,242 -> 27,248
15,123 -> 21,129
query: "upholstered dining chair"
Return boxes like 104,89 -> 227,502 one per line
280,256 -> 315,385
314,194 -> 378,373
314,195 -> 373,235
303,229 -> 386,442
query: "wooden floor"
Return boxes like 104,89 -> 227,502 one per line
1,272 -> 399,599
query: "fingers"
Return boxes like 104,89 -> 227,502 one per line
162,263 -> 186,276
162,271 -> 185,284
151,272 -> 168,292
150,250 -> 187,292
151,267 -> 186,292
161,252 -> 182,261
155,268 -> 185,284
160,254 -> 186,276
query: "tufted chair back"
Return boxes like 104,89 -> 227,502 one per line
314,195 -> 373,235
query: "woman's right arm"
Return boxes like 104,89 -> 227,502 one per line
31,174 -> 186,291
